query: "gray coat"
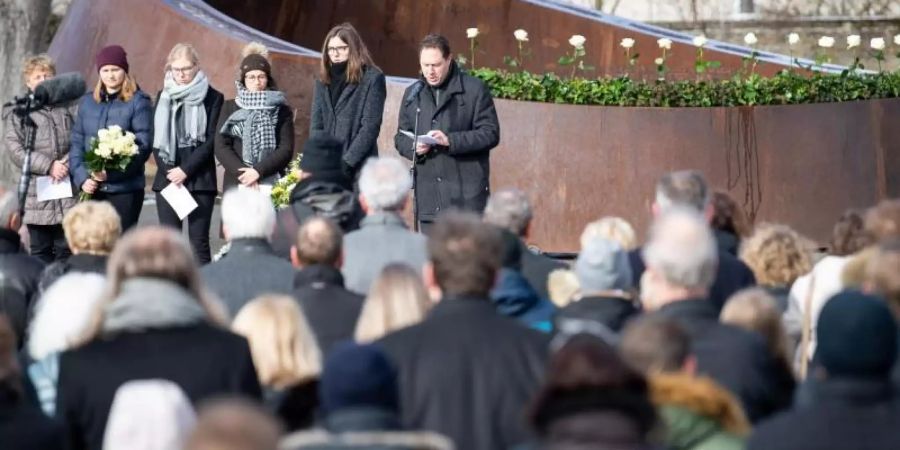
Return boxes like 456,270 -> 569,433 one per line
3,103 -> 78,225
310,66 -> 386,173
341,212 -> 428,295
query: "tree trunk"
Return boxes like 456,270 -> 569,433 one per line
0,0 -> 53,187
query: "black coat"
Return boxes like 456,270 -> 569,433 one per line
57,324 -> 262,450
555,295 -> 640,334
38,253 -> 107,293
0,228 -> 45,342
264,379 -> 318,433
656,299 -> 794,423
629,247 -> 756,312
292,265 -> 364,356
310,66 -> 386,175
377,296 -> 549,450
521,242 -> 566,301
0,388 -> 65,450
214,98 -> 294,192
395,62 -> 500,219
748,378 -> 900,450
152,86 -> 225,193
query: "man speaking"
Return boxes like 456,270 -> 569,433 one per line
395,34 -> 500,231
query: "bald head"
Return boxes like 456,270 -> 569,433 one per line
292,216 -> 343,268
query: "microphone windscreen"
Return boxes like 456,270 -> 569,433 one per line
34,73 -> 86,106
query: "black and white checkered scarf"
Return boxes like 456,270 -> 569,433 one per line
219,81 -> 286,165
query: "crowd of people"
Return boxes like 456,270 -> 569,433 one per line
1,18 -> 899,450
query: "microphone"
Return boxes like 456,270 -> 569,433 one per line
404,80 -> 424,106
32,72 -> 86,107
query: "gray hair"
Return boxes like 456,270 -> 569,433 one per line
358,157 -> 411,212
221,188 -> 276,240
0,190 -> 18,230
643,208 -> 718,291
655,170 -> 709,213
483,188 -> 532,236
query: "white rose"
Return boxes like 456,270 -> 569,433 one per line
657,38 -> 672,50
97,129 -> 110,142
620,38 -> 635,49
788,33 -> 800,46
514,29 -> 528,42
654,57 -> 664,65
569,34 -> 586,48
125,142 -> 138,156
871,37 -> 885,51
818,36 -> 835,48
847,34 -> 861,49
466,28 -> 479,39
97,142 -> 112,158
107,125 -> 122,136
124,131 -> 136,143
692,35 -> 708,47
744,32 -> 758,46
895,34 -> 900,46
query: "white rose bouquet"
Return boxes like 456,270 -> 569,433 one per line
79,125 -> 139,200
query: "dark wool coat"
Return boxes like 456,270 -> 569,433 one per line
57,324 -> 262,450
69,91 -> 154,194
555,295 -> 640,334
152,86 -> 224,193
310,66 -> 386,174
395,62 -> 500,220
0,228 -> 45,342
377,296 -> 549,450
214,99 -> 294,192
292,265 -> 364,356
0,389 -> 65,450
521,242 -> 567,301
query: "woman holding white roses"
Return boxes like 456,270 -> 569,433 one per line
69,45 -> 153,231
151,43 -> 224,264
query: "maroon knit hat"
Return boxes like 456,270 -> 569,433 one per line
95,45 -> 129,73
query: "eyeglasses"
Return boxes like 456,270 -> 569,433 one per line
327,45 -> 350,54
170,65 -> 196,74
244,74 -> 268,82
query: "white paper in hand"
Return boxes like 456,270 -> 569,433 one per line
160,183 -> 198,220
36,176 -> 73,202
400,130 -> 441,146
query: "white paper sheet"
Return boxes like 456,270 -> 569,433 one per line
36,176 -> 73,202
400,129 -> 441,146
160,183 -> 198,220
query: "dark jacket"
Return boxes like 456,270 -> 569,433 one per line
656,299 -> 794,423
38,253 -> 107,293
630,248 -> 756,312
555,294 -> 640,335
0,228 -> 45,342
57,324 -> 261,450
264,379 -> 319,433
714,229 -> 741,257
3,101 -> 78,225
292,265 -> 364,356
491,268 -> 556,332
281,407 -> 453,450
377,296 -> 549,450
748,378 -> 900,450
151,86 -> 224,193
214,98 -> 294,192
0,387 -> 65,450
69,91 -> 154,194
395,62 -> 500,219
201,238 -> 296,316
522,242 -> 567,301
310,66 -> 386,175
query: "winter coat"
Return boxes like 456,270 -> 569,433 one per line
491,268 -> 556,332
555,294 -> 640,335
151,86 -> 224,193
650,374 -> 748,450
714,229 -> 741,257
214,99 -> 294,192
630,247 -> 756,313
0,387 -> 65,450
3,102 -> 78,225
310,65 -> 386,175
292,265 -> 364,355
395,62 -> 500,219
264,379 -> 318,433
0,228 -> 45,342
56,278 -> 261,450
377,296 -> 549,450
200,238 -> 296,317
342,212 -> 428,295
38,253 -> 107,293
69,91 -> 154,194
655,299 -> 793,423
281,407 -> 454,450
748,378 -> 900,450
521,242 -> 567,300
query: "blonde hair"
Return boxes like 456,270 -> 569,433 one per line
547,269 -> 579,307
93,73 -> 139,102
62,201 -> 121,255
233,295 -> 321,389
355,264 -> 432,343
739,224 -> 812,288
22,54 -> 55,83
166,43 -> 200,70
721,288 -> 792,370
580,217 -> 637,251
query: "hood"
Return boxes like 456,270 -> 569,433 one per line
290,179 -> 358,227
102,278 -> 208,335
491,268 -> 541,316
650,374 -> 749,441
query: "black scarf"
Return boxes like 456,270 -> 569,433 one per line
428,61 -> 456,105
328,62 -> 348,107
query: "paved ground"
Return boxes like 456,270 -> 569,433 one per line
137,194 -> 227,257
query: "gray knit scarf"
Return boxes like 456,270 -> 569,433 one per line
220,81 -> 285,166
102,277 -> 207,335
153,70 -> 209,165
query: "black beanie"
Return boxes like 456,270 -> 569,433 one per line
240,54 -> 272,81
299,133 -> 344,173
816,290 -> 898,378
319,342 -> 399,416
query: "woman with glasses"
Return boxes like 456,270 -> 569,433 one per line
311,23 -> 386,181
215,42 -> 294,193
151,43 -> 224,264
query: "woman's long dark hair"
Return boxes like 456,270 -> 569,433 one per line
319,23 -> 376,85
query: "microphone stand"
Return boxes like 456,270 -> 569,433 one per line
410,103 -> 421,232
8,97 -> 38,221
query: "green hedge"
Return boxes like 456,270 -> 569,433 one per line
469,68 -> 900,107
